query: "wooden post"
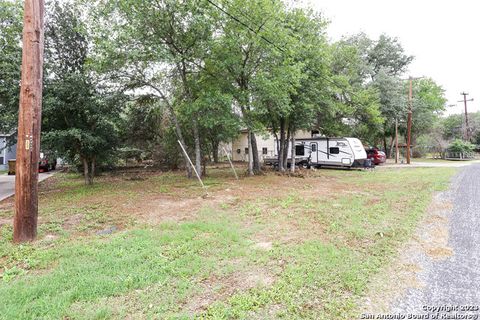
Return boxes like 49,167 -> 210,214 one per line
406,77 -> 413,165
13,0 -> 45,243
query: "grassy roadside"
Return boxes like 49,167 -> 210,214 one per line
412,157 -> 478,163
0,166 -> 457,319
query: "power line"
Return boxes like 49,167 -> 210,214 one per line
205,0 -> 377,109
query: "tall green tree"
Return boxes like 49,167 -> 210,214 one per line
210,0 -> 288,174
326,39 -> 383,145
93,0 -> 221,177
42,1 -> 123,185
339,33 -> 414,154
0,0 -> 22,133
410,78 -> 446,140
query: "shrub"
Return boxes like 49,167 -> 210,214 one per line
447,139 -> 475,153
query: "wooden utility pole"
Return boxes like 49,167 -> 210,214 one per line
405,76 -> 424,164
13,0 -> 45,243
406,77 -> 413,165
458,92 -> 474,141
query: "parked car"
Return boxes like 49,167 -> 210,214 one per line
366,148 -> 386,165
38,153 -> 57,172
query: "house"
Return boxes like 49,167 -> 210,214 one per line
231,129 -> 312,162
0,133 -> 17,171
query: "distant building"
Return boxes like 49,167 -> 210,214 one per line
0,133 -> 17,170
231,129 -> 312,162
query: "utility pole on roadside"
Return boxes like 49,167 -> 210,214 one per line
405,76 -> 424,165
458,92 -> 474,141
406,77 -> 413,164
13,0 -> 45,243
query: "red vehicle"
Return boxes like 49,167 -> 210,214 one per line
366,148 -> 386,165
39,153 -> 57,173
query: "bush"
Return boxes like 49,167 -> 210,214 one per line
447,139 -> 475,153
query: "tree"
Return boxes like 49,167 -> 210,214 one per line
410,78 -> 446,152
0,0 -> 22,134
42,1 -> 122,185
367,34 -> 414,80
335,33 -> 417,155
210,0 -> 288,174
92,0 -> 221,178
253,7 -> 330,172
325,39 -> 383,146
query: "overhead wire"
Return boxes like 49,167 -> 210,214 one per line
206,0 -> 379,109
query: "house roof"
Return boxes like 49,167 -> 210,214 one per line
0,132 -> 15,137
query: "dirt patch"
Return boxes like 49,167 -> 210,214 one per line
0,217 -> 11,227
426,247 -> 453,258
186,267 -> 276,314
253,241 -> 273,251
62,213 -> 84,230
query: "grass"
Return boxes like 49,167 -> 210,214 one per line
0,166 -> 457,319
411,157 -> 478,163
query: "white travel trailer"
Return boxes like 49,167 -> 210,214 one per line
265,137 -> 369,168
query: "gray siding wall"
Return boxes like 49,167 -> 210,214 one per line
0,136 -> 16,168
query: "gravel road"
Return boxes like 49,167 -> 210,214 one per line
391,164 -> 480,318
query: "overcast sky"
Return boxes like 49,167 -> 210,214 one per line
302,0 -> 479,116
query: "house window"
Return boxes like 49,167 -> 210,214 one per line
262,147 -> 268,155
245,147 -> 249,154
329,147 -> 340,154
295,145 -> 305,156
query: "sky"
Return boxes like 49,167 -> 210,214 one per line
302,0 -> 480,116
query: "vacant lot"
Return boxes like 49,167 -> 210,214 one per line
0,165 -> 456,319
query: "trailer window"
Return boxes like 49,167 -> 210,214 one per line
295,145 -> 305,156
329,147 -> 340,154
245,148 -> 249,154
311,144 -> 317,152
262,147 -> 268,155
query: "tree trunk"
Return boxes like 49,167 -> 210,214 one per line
278,119 -> 285,172
193,118 -> 202,177
82,157 -> 93,185
383,136 -> 388,156
202,156 -> 207,177
151,85 -> 192,178
250,133 -> 261,173
290,134 -> 296,173
90,157 -> 96,185
248,130 -> 254,176
83,157 -> 89,185
388,135 -> 395,159
212,140 -> 219,163
282,124 -> 291,170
